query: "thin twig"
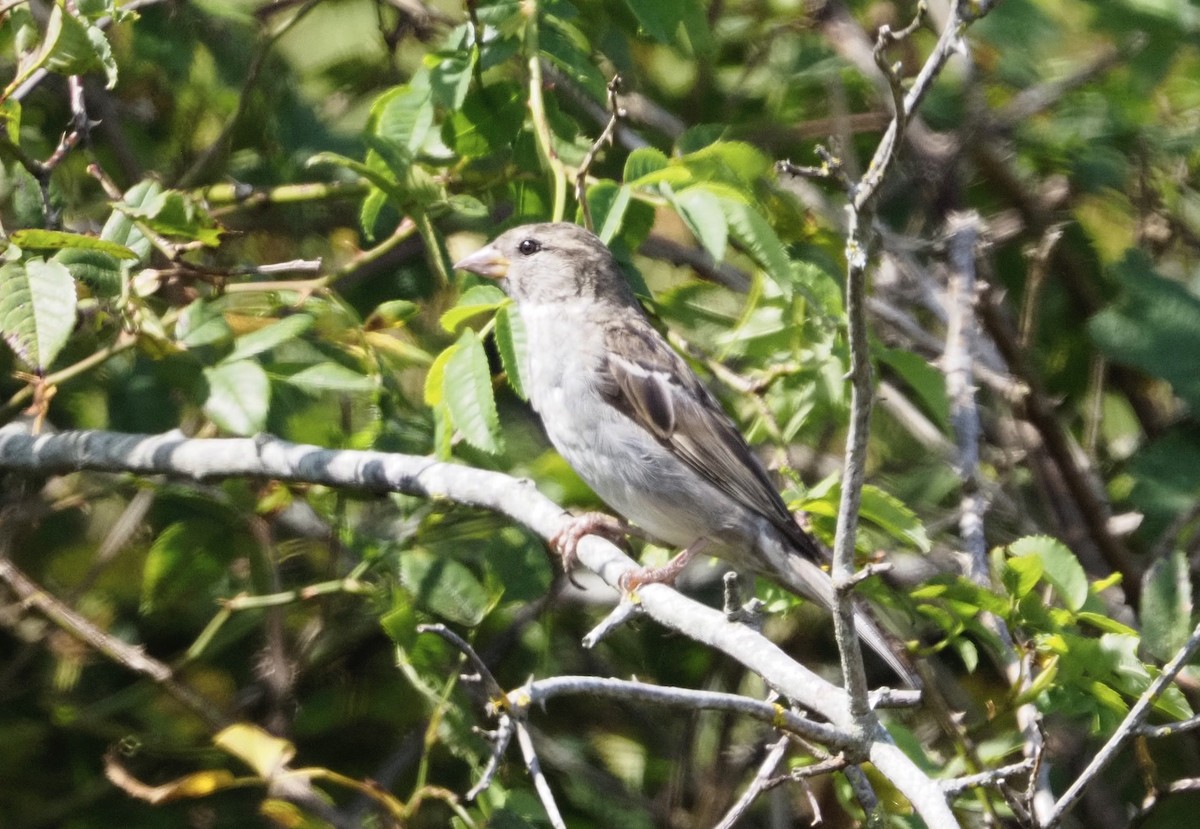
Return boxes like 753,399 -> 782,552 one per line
1044,618 -> 1200,828
575,75 -> 624,232
0,547 -> 223,729
940,758 -> 1036,796
712,737 -> 791,829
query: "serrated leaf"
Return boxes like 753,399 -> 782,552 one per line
859,484 -> 932,553
1009,535 -> 1089,611
443,328 -> 502,453
225,314 -> 315,363
624,147 -> 669,183
439,284 -> 507,332
721,200 -> 794,290
101,179 -> 160,260
675,187 -> 727,262
442,82 -> 525,159
274,362 -> 375,394
371,81 -> 434,158
400,550 -> 497,627
0,258 -> 77,371
584,181 -> 631,244
495,304 -> 527,400
125,190 -> 222,246
1002,554 -> 1043,599
178,300 -> 233,349
202,359 -> 270,435
41,3 -> 118,88
424,342 -> 455,407
359,186 -> 388,240
53,248 -> 122,297
427,47 -> 477,110
1141,548 -> 1193,661
11,229 -> 138,259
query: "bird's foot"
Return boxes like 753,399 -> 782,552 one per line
619,538 -> 710,592
550,512 -> 630,574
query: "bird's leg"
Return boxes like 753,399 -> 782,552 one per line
550,512 -> 631,573
619,538 -> 710,592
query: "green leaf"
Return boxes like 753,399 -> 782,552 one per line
721,200 -> 794,290
1088,251 -> 1200,410
125,190 -> 222,246
307,152 -> 401,198
178,300 -> 233,350
1141,548 -> 1193,661
442,82 -> 525,159
142,519 -> 232,612
858,484 -> 932,553
442,328 -> 503,454
424,342 -> 454,407
1075,611 -> 1137,637
622,0 -> 700,47
624,147 -> 669,183
370,82 -> 434,159
400,550 -> 497,627
682,140 -> 771,187
674,187 -> 727,262
588,183 -> 632,244
495,304 -> 528,400
440,284 -> 508,332
226,314 -> 316,363
0,258 -> 77,371
41,3 -> 118,88
0,98 -> 20,145
1008,535 -> 1089,611
53,248 -> 123,297
366,300 -> 419,329
100,178 -> 161,260
274,362 -> 376,394
1001,554 -> 1043,600
11,229 -> 138,259
427,48 -> 477,110
877,347 -> 951,430
202,359 -> 270,435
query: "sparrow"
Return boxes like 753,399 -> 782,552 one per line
454,222 -> 914,685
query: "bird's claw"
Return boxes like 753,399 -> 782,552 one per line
550,512 -> 630,578
617,538 -> 709,592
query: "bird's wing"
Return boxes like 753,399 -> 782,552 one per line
598,320 -> 820,559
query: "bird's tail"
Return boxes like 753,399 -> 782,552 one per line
763,545 -> 921,689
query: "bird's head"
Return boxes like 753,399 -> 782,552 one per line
453,222 -> 635,307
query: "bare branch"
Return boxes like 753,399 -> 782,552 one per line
0,426 -> 956,826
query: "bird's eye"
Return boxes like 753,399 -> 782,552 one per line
518,239 -> 541,256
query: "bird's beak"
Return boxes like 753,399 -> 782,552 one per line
453,243 -> 509,279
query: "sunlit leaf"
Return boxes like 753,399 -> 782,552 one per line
202,359 -> 270,435
1008,535 -> 1089,611
0,258 -> 77,371
439,284 -> 507,332
442,328 -> 502,453
495,304 -> 528,400
215,723 -> 296,778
